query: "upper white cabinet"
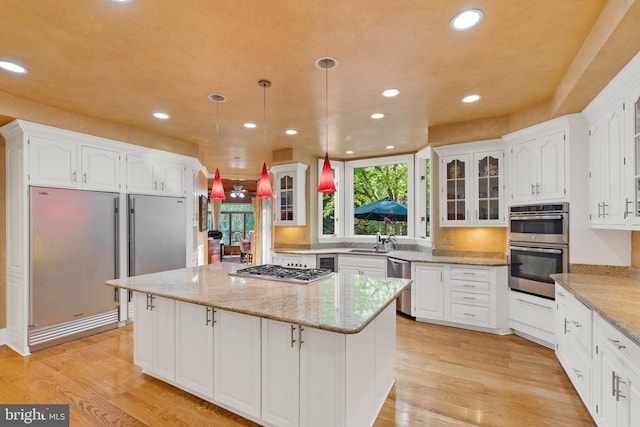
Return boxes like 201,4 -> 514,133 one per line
507,131 -> 566,203
126,154 -> 186,196
29,135 -> 121,191
436,139 -> 505,226
272,163 -> 308,226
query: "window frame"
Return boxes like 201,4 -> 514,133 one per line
317,159 -> 345,243
414,147 -> 433,248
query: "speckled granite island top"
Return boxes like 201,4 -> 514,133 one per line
106,263 -> 411,334
551,273 -> 640,346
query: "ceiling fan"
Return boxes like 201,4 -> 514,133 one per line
230,184 -> 247,198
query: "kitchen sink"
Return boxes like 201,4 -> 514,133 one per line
349,248 -> 388,254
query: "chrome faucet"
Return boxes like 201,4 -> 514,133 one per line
375,232 -> 381,250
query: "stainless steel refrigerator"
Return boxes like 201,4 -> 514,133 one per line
29,186 -> 121,351
127,194 -> 186,276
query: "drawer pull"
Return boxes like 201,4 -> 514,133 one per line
571,321 -> 582,328
463,284 -> 476,288
608,337 -> 626,350
516,298 -> 552,310
572,368 -> 583,379
463,313 -> 476,317
463,296 -> 476,301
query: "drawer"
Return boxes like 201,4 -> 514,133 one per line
450,279 -> 490,294
337,255 -> 386,270
450,291 -> 490,306
450,303 -> 491,326
509,291 -> 555,334
450,266 -> 491,282
596,314 -> 640,368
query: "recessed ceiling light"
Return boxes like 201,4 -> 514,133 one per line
371,113 -> 385,119
285,129 -> 297,135
0,60 -> 27,74
386,145 -> 395,150
153,112 -> 170,119
450,9 -> 483,31
244,122 -> 257,129
346,150 -> 354,155
382,89 -> 399,97
462,94 -> 481,103
111,0 -> 133,3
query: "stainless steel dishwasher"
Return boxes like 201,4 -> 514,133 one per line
387,258 -> 412,317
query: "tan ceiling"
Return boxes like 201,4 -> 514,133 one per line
1,1 -> 639,178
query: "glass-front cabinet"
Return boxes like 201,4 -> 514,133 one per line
475,151 -> 504,224
441,155 -> 469,225
633,93 -> 640,223
271,162 -> 308,226
437,140 -> 505,227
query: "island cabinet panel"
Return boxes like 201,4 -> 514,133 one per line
299,327 -> 346,427
133,292 -> 176,382
175,301 -> 214,399
374,303 -> 396,411
345,320 -> 377,427
213,309 -> 262,420
261,320 -> 300,427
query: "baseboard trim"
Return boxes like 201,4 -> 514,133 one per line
0,328 -> 7,346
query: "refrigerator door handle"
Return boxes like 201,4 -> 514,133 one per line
128,197 -> 135,276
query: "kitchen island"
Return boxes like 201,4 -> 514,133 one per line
105,263 -> 411,427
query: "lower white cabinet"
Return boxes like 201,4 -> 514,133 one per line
412,263 -> 509,334
133,293 -> 175,382
555,285 -> 593,407
175,301 -> 214,399
593,314 -> 640,427
261,304 -> 396,427
338,255 -> 387,278
412,264 -> 445,319
213,308 -> 262,420
509,290 -> 555,348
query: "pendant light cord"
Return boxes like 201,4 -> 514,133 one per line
325,63 -> 329,154
216,100 -> 220,161
263,83 -> 267,161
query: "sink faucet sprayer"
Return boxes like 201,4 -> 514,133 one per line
375,232 -> 381,250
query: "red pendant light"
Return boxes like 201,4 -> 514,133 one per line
316,57 -> 337,194
257,80 -> 273,198
318,153 -> 336,193
210,168 -> 225,200
208,93 -> 227,200
256,162 -> 273,198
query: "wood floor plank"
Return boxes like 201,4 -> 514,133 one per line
0,315 -> 594,426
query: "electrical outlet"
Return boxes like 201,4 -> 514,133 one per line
443,236 -> 455,245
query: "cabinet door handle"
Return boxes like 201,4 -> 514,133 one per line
531,184 -> 535,196
212,309 -> 217,327
205,307 -> 212,326
146,294 -> 155,311
572,368 -> 583,379
616,376 -> 626,401
598,202 -> 603,218
82,172 -> 87,183
161,181 -> 165,191
154,180 -> 158,190
536,183 -> 540,195
564,318 -> 570,334
612,371 -> 617,397
517,298 -> 552,310
72,171 -> 77,183
603,203 -> 609,217
624,198 -> 632,219
463,296 -> 476,301
571,320 -> 582,328
299,326 -> 304,349
608,337 -> 626,350
291,324 -> 297,348
463,312 -> 476,317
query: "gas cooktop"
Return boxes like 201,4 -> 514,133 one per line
229,264 -> 333,284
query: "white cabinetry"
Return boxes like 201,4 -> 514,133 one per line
412,264 -> 444,319
272,163 -> 308,226
588,100 -> 627,226
133,292 -> 176,382
213,309 -> 262,420
412,263 -> 509,334
593,314 -> 640,427
338,255 -> 386,278
436,139 -> 505,226
126,153 -> 186,196
509,290 -> 555,348
29,135 -> 121,191
555,285 -> 593,407
175,301 -> 214,399
507,130 -> 566,203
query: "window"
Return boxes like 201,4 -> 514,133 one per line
415,147 -> 432,242
346,154 -> 413,238
318,160 -> 344,239
219,203 -> 254,246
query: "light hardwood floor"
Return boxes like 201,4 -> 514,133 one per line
0,315 -> 594,426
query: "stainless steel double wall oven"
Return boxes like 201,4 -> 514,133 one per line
508,203 -> 569,300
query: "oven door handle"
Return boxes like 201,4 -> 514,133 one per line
509,214 -> 565,221
510,246 -> 563,255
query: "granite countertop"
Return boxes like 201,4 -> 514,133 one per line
106,263 -> 411,334
551,273 -> 640,347
275,248 -> 508,266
